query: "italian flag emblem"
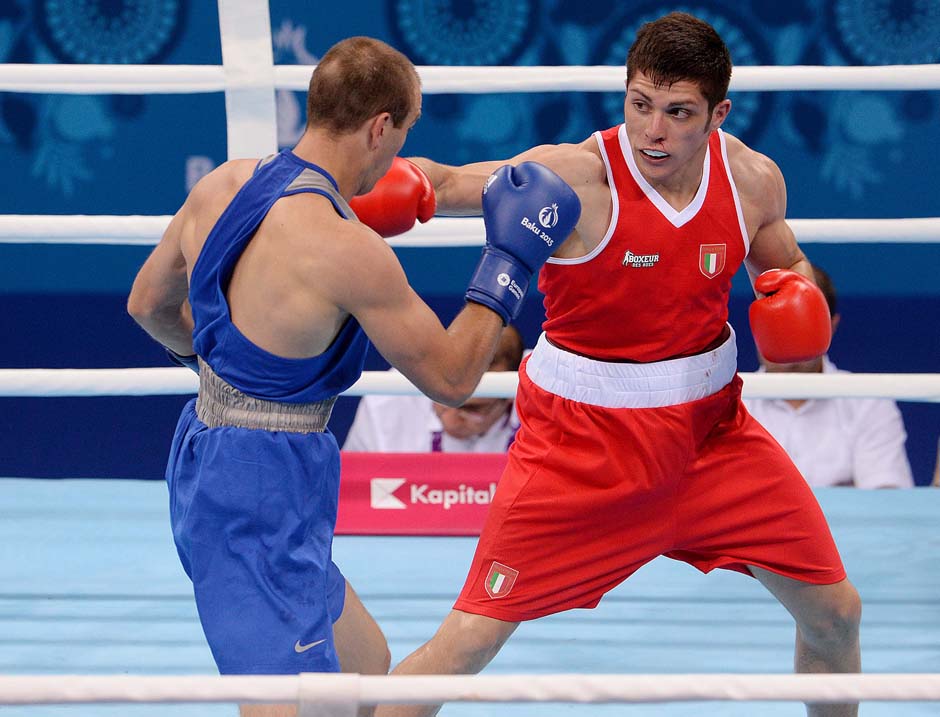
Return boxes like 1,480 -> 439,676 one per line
699,243 -> 726,279
484,562 -> 519,599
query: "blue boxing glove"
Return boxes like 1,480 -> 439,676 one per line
166,347 -> 199,374
466,162 -> 581,324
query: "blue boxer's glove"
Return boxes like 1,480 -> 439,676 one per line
166,347 -> 199,374
466,162 -> 581,324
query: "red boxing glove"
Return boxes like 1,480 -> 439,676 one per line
749,269 -> 832,363
349,157 -> 436,237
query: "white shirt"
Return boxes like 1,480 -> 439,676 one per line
743,357 -> 914,488
343,393 -> 519,453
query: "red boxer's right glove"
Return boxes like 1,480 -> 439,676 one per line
349,157 -> 436,237
749,269 -> 831,363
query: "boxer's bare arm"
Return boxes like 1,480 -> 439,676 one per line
129,161 -> 254,356
725,135 -> 812,287
322,220 -> 503,406
127,200 -> 195,356
411,139 -> 605,258
410,139 -> 600,215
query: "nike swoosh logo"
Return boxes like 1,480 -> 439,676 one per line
294,639 -> 326,653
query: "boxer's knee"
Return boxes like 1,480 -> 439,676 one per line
798,580 -> 861,652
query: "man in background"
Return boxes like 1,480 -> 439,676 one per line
344,325 -> 523,453
745,264 -> 914,488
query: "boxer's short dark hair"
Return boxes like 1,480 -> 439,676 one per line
627,12 -> 732,113
307,36 -> 420,132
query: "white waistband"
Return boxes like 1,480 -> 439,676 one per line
524,328 -> 738,408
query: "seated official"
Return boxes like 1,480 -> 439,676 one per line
344,326 -> 524,453
744,264 -> 914,488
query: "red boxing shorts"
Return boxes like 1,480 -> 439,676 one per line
454,331 -> 846,622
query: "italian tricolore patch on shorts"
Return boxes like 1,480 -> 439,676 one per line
484,562 -> 519,599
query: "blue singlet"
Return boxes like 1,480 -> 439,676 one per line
166,150 -> 368,675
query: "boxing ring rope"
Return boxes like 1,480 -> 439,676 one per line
1,673 -> 939,707
1,368 -> 939,402
4,62 -> 940,94
0,215 -> 938,246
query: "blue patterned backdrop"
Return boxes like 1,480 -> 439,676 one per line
0,0 -> 937,482
1,0 -> 938,218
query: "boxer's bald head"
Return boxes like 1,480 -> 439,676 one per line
307,36 -> 420,134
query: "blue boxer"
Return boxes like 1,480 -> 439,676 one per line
166,151 -> 369,674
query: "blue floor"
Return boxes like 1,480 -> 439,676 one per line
1,478 -> 938,716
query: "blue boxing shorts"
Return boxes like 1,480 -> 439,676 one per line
166,398 -> 347,674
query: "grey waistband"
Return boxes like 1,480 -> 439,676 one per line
195,359 -> 335,433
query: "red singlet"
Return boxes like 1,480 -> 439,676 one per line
541,126 -> 748,361
454,127 -> 846,622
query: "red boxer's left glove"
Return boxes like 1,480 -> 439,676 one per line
749,269 -> 831,363
349,157 -> 436,237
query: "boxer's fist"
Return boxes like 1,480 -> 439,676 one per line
349,157 -> 435,237
749,269 -> 831,363
466,162 -> 581,324
482,163 -> 581,272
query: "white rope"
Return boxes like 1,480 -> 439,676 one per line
0,673 -> 939,706
0,64 -> 228,94
0,368 -> 198,397
0,215 -> 937,245
742,373 -> 940,402
788,218 -> 940,243
730,64 -> 940,91
4,63 -> 940,94
0,215 -> 172,245
1,369 -> 938,402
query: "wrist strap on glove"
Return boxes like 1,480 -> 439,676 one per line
464,247 -> 531,325
166,348 -> 199,374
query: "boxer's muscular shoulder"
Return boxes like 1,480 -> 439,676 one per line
723,132 -> 786,229
524,140 -> 609,259
275,192 -> 391,276
522,140 -> 605,189
187,159 -> 257,217
522,141 -> 607,220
